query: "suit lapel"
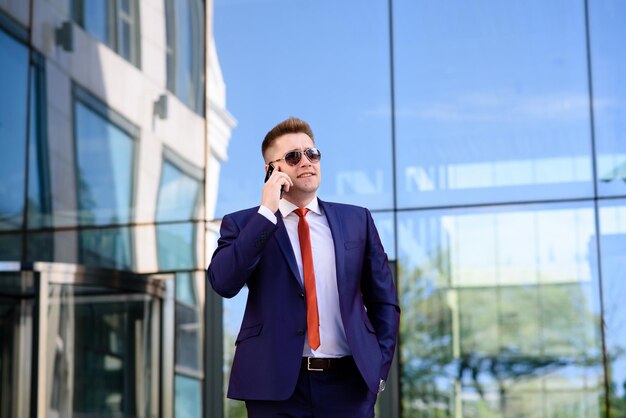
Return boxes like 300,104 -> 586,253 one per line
319,199 -> 345,291
274,213 -> 303,291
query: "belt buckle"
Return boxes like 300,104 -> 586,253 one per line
307,357 -> 324,372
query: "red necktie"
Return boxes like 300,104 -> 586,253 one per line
294,208 -> 320,350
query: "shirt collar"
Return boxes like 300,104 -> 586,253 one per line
279,197 -> 321,219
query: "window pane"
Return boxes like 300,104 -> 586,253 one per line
372,211 -> 396,262
394,1 -> 593,208
175,374 -> 202,418
176,271 -> 196,305
398,203 -> 603,417
26,230 -> 53,262
166,0 -> 205,114
599,200 -> 626,415
157,161 -> 201,223
83,0 -> 111,45
79,226 -> 133,270
176,301 -> 202,371
74,101 -> 135,226
156,160 -> 201,271
157,222 -> 196,270
27,62 -> 52,229
120,0 -> 131,14
175,272 -> 204,373
119,20 -> 131,61
214,0 -> 392,216
223,286 -> 248,418
0,28 -> 29,231
589,1 -> 626,198
0,233 -> 22,261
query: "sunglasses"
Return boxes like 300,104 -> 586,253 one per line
268,148 -> 322,166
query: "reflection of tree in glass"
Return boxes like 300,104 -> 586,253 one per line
399,251 -> 454,416
604,346 -> 626,418
400,252 -> 603,417
224,330 -> 246,418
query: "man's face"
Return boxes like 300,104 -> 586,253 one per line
266,132 -> 321,203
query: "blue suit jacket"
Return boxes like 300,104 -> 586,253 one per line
207,199 -> 400,400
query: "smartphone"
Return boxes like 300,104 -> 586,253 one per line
264,163 -> 275,183
264,163 -> 284,198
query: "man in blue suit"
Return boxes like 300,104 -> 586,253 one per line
208,117 -> 400,417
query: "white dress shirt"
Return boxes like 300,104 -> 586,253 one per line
258,199 -> 351,358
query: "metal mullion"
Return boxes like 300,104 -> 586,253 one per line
32,271 -> 47,418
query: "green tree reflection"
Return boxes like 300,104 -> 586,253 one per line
400,253 -> 604,418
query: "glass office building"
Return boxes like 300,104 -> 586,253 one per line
0,0 -> 234,416
213,1 -> 626,417
1,0 -> 626,417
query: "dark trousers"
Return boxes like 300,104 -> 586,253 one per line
245,358 -> 376,418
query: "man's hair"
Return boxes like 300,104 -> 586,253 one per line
261,117 -> 315,161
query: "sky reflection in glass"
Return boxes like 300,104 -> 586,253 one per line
394,0 -> 593,208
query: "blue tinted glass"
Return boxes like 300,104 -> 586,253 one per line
0,233 -> 22,261
175,374 -> 201,418
167,0 -> 204,113
589,1 -> 626,198
213,0 -> 392,216
371,211 -> 396,262
27,63 -> 52,229
394,1 -> 593,208
26,231 -> 53,262
157,222 -> 195,270
79,227 -> 133,269
156,161 -> 200,270
119,21 -> 131,61
175,0 -> 192,104
175,272 -> 204,373
0,28 -> 28,230
398,203 -> 603,416
176,272 -> 196,304
120,0 -> 130,14
84,0 -> 110,44
599,200 -> 626,414
74,102 -> 134,225
157,161 -> 201,222
223,286 -> 248,417
176,301 -> 202,371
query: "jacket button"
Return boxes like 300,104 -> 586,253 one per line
296,329 -> 305,336
299,293 -> 305,298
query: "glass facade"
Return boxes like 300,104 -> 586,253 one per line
73,90 -> 137,269
394,1 -> 593,208
0,26 -> 28,232
1,0 -> 212,415
213,0 -> 626,417
2,0 -> 626,416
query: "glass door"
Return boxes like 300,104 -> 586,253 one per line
0,262 -> 173,418
0,270 -> 34,418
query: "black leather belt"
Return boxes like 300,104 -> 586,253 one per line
301,356 -> 354,372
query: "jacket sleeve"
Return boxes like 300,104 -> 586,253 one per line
207,211 -> 278,298
361,208 -> 401,381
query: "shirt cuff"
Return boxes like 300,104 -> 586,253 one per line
258,205 -> 277,224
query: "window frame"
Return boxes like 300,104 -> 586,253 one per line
71,0 -> 142,67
